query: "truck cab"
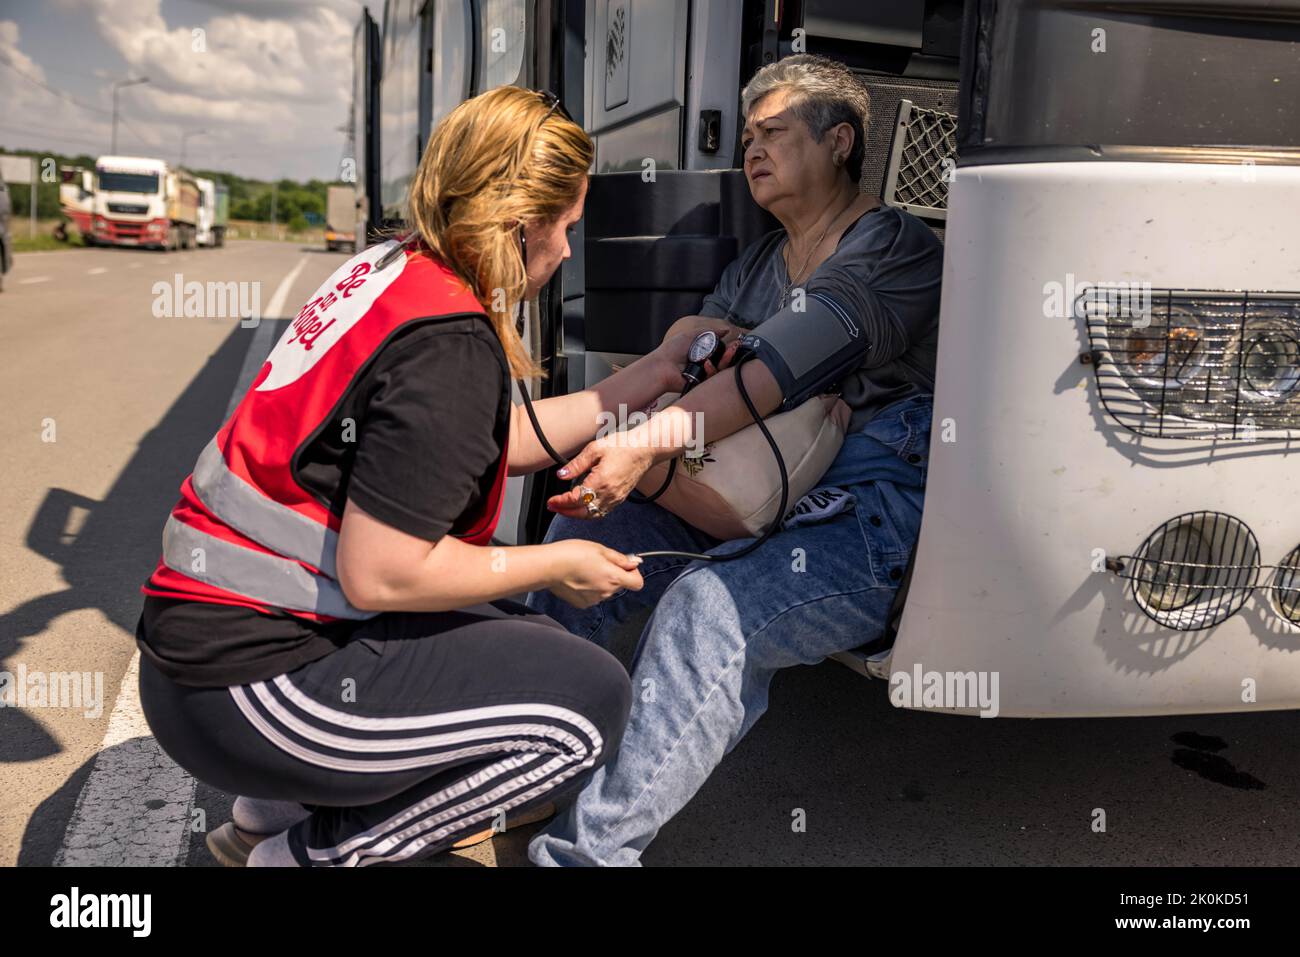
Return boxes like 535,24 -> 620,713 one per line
93,156 -> 198,250
92,156 -> 170,248
191,178 -> 228,248
194,177 -> 215,247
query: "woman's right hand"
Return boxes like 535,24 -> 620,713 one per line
546,539 -> 644,609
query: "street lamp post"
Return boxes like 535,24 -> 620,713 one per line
179,130 -> 209,169
110,76 -> 150,154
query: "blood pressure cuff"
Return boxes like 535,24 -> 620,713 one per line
736,291 -> 869,412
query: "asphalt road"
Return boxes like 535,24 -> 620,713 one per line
3,240 -> 1298,868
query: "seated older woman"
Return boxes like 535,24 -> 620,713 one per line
526,54 -> 943,866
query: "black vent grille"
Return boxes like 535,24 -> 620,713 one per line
882,99 -> 958,220
1082,287 -> 1300,440
107,202 -> 149,215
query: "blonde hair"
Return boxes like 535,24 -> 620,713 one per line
405,86 -> 593,380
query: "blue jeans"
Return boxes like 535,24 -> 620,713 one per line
525,393 -> 932,866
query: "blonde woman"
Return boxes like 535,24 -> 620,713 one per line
134,86 -> 724,867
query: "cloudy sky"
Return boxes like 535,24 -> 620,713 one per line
1,0 -> 383,181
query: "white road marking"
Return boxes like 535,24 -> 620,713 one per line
87,267 -> 108,275
54,656 -> 193,866
263,256 -> 310,329
56,256 -> 311,867
19,276 -> 51,285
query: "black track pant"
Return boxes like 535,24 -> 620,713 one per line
139,600 -> 632,867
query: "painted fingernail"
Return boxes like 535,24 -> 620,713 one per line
558,467 -> 569,477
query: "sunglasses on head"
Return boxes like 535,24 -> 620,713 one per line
536,89 -> 572,124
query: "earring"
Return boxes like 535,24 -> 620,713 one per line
833,154 -> 844,166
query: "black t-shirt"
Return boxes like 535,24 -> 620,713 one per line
137,315 -> 510,688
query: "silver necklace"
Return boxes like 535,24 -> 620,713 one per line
778,196 -> 858,308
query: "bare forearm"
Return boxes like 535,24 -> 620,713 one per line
508,353 -> 678,475
638,358 -> 784,465
343,535 -> 560,613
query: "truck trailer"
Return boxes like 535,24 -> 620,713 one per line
325,184 -> 357,252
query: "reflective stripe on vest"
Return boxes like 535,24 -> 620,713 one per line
190,438 -> 340,579
161,514 -> 376,620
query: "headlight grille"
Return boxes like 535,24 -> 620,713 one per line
1112,511 -> 1261,630
1270,547 -> 1300,625
1082,287 -> 1300,440
1110,513 -> 1300,631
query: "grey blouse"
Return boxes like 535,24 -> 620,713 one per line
698,204 -> 944,434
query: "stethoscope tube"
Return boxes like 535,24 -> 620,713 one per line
371,228 -> 785,564
517,351 -> 788,563
519,227 -> 790,562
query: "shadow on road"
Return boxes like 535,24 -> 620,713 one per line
3,323 -> 253,863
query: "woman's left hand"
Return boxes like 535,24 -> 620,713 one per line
652,322 -> 743,383
547,437 -> 657,519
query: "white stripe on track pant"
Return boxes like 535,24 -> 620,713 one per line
137,600 -> 633,866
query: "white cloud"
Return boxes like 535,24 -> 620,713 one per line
19,0 -> 364,178
0,20 -> 44,79
0,19 -> 116,157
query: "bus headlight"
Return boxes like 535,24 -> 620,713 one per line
1115,310 -> 1205,391
1225,318 -> 1300,404
1124,511 -> 1260,630
1270,547 -> 1300,625
1084,290 -> 1300,440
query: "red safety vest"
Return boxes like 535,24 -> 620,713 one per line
143,241 -> 512,621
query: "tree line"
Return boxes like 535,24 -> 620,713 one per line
0,146 -> 343,231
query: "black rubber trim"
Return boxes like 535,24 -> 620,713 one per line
584,290 -> 713,354
586,236 -> 741,290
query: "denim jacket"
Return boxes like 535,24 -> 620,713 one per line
789,392 -> 932,579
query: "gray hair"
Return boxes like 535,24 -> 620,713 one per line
739,54 -> 871,184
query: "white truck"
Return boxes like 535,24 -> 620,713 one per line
91,156 -> 198,250
194,177 -> 229,248
325,184 -> 357,252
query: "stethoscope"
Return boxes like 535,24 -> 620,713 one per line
375,230 -> 791,563
517,230 -> 789,562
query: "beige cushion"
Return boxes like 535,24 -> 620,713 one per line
634,391 -> 846,541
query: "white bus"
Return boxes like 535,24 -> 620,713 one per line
351,0 -> 1300,718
